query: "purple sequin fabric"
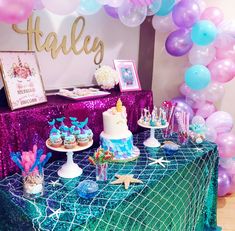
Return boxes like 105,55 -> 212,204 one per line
0,90 -> 153,179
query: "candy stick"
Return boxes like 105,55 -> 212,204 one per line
40,152 -> 52,168
10,152 -> 24,172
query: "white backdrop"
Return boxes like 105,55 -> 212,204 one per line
0,9 -> 140,90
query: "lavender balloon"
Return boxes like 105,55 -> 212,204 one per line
172,97 -> 194,120
218,167 -> 231,197
172,0 -> 200,28
165,29 -> 193,56
104,5 -> 119,19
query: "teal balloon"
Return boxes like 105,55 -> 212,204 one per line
185,65 -> 211,90
156,0 -> 175,16
191,20 -> 218,46
77,0 -> 102,15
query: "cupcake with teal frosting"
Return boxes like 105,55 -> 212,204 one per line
70,121 -> 81,137
77,129 -> 89,146
64,134 -> 77,149
84,125 -> 93,141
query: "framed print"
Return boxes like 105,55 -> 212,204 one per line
114,60 -> 141,92
0,51 -> 47,110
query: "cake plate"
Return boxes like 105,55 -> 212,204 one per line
46,140 -> 93,179
137,120 -> 169,148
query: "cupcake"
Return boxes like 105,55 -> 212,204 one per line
57,117 -> 69,139
71,121 -> 81,137
77,129 -> 89,146
64,134 -> 77,149
84,125 -> 93,141
49,132 -> 63,148
60,126 -> 69,140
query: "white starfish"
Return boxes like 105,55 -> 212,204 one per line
48,180 -> 62,187
194,148 -> 203,152
48,208 -> 64,219
148,157 -> 170,168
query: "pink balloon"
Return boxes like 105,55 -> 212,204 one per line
202,82 -> 225,103
206,111 -> 233,134
42,0 -> 80,15
179,83 -> 192,96
205,126 -> 217,142
185,90 -> 206,107
0,0 -> 34,24
217,133 -> 235,158
208,59 -> 235,83
201,7 -> 224,26
216,41 -> 235,60
196,102 -> 216,119
220,158 -> 235,175
34,0 -> 44,10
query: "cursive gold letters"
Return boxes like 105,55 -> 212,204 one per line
12,15 -> 104,65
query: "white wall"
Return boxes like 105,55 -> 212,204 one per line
0,9 -> 139,90
152,0 -> 235,119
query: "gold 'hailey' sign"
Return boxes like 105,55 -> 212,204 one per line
12,15 -> 104,65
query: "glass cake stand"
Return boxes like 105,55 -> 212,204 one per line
46,139 -> 93,179
137,120 -> 169,148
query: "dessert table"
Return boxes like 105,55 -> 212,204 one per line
0,90 -> 153,179
0,131 -> 218,231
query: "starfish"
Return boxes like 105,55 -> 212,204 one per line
111,174 -> 143,190
48,208 -> 64,220
148,157 -> 170,168
193,148 -> 203,152
48,179 -> 62,187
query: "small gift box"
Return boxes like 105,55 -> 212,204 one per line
88,147 -> 114,181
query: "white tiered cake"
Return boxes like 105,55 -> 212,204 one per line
100,99 -> 140,162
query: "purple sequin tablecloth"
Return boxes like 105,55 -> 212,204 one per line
0,90 -> 153,179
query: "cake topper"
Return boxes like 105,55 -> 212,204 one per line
116,98 -> 122,112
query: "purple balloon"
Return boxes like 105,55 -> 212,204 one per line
218,167 -> 231,197
172,97 -> 194,119
165,29 -> 193,56
104,5 -> 119,19
172,0 -> 200,28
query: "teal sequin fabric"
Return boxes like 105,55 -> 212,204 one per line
0,131 -> 218,231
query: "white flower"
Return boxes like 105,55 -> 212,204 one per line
95,65 -> 119,90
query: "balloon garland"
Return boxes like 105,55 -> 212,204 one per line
0,0 -> 235,196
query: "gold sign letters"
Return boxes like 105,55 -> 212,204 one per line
12,16 -> 104,65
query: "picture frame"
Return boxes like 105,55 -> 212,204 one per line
0,51 -> 47,110
114,60 -> 141,92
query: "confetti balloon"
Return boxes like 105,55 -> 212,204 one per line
206,111 -> 233,135
217,133 -> 235,158
196,102 -> 216,119
42,0 -> 80,15
118,1 -> 147,27
201,7 -> 224,26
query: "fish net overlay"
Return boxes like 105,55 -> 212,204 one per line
0,131 -> 218,231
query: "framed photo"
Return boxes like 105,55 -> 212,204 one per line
0,51 -> 47,110
114,60 -> 141,92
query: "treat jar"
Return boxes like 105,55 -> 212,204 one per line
23,171 -> 44,199
96,163 -> 108,181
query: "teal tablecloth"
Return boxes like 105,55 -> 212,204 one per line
0,131 -> 218,231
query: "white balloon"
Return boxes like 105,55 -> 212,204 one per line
188,45 -> 216,66
108,0 -> 124,8
118,2 -> 147,27
152,14 -> 176,33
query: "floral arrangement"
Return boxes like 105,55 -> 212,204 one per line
88,147 -> 114,165
94,65 -> 119,90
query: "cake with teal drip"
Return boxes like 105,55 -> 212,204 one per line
100,99 -> 140,162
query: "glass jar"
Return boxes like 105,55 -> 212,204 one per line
96,163 -> 108,181
23,171 -> 44,199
